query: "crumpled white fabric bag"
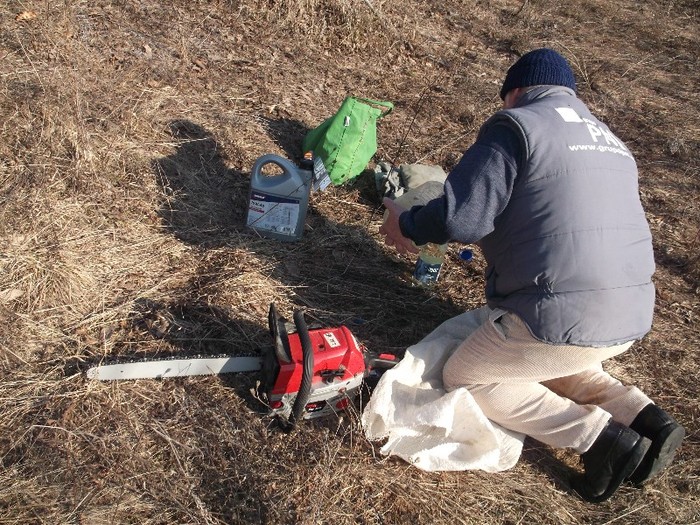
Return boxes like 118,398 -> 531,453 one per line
361,307 -> 525,472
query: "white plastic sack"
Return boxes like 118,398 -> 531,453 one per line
362,307 -> 525,472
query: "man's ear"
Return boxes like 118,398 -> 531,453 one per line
503,87 -> 524,109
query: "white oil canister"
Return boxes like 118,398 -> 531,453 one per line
245,154 -> 313,242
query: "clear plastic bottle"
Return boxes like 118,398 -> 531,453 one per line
412,242 -> 447,286
383,181 -> 449,286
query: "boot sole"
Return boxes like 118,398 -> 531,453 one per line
629,424 -> 685,485
574,436 -> 651,503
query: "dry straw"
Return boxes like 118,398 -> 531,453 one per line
1,1 -> 698,524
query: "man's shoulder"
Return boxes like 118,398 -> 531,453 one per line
475,113 -> 527,166
480,110 -> 524,135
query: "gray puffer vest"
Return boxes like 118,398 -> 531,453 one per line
479,87 -> 655,346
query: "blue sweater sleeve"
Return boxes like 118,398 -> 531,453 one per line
399,123 -> 522,246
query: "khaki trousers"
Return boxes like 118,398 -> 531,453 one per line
442,307 -> 652,454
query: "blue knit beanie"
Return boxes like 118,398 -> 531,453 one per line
499,48 -> 577,100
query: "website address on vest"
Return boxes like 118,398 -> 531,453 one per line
569,144 -> 633,158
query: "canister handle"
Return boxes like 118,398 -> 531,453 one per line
251,154 -> 298,183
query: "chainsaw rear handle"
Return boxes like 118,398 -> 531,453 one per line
282,308 -> 314,430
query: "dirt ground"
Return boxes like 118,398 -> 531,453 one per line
1,1 -> 698,524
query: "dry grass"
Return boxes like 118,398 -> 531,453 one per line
1,0 -> 698,524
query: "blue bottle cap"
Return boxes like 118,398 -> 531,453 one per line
459,249 -> 473,262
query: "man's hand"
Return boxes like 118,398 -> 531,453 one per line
379,197 -> 419,255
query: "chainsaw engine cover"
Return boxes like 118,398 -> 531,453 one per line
261,312 -> 366,420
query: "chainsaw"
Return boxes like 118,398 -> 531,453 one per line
86,303 -> 398,429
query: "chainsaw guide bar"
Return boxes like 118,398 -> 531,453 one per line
85,354 -> 263,381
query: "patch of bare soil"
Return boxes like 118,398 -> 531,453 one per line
0,1 -> 698,524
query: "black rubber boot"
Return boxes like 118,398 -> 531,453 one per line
628,404 -> 685,485
572,420 -> 651,503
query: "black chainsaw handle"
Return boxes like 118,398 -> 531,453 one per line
284,308 -> 314,430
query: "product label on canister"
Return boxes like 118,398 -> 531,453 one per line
247,192 -> 300,236
413,259 -> 442,285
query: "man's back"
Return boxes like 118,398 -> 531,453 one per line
480,86 -> 655,345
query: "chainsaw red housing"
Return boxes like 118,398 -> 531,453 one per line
271,325 -> 365,396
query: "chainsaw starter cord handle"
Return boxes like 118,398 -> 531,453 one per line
286,309 -> 314,430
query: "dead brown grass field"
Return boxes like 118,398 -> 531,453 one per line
1,0 -> 698,524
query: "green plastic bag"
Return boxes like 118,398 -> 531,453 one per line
303,97 -> 393,186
